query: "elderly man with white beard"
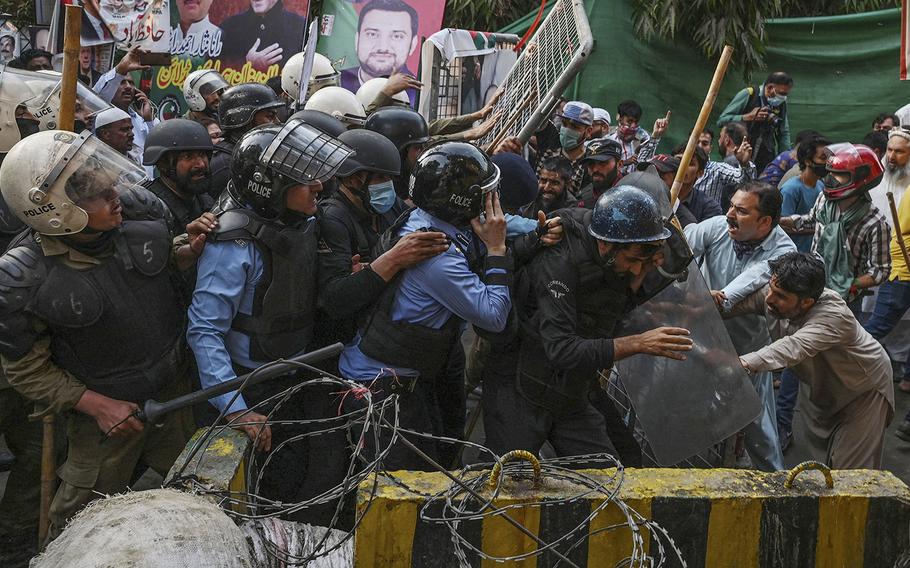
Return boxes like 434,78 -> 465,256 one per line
865,128 -> 910,393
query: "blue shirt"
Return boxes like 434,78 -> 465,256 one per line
186,228 -> 277,414
339,208 -> 512,381
684,216 -> 796,355
779,176 -> 822,253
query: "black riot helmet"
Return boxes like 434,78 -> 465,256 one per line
218,83 -> 285,134
364,107 -> 430,153
589,185 -> 671,244
229,118 -> 353,219
288,109 -> 346,137
409,142 -> 500,226
143,118 -> 213,166
335,130 -> 401,178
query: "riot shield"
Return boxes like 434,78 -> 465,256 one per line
613,261 -> 762,466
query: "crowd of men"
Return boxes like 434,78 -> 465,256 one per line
0,45 -> 903,565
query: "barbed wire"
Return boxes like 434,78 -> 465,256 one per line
167,361 -> 685,568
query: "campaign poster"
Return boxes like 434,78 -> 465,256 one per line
51,0 -> 169,51
316,0 -> 446,107
0,31 -> 19,65
151,0 -> 310,119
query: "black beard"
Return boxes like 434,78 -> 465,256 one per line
175,170 -> 212,195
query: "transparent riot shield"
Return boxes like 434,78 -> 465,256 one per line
613,261 -> 762,466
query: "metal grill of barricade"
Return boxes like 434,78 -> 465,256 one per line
424,34 -> 520,123
601,369 -> 733,468
260,119 -> 353,184
477,0 -> 594,149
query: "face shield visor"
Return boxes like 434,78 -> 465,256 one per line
25,132 -> 146,235
260,118 -> 354,186
194,71 -> 229,98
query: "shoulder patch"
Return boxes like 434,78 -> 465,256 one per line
316,238 -> 332,253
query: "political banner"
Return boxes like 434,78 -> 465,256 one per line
903,0 -> 909,79
316,0 -> 446,107
151,0 -> 310,119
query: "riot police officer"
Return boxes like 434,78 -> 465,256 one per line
317,129 -> 449,345
338,141 -> 513,470
142,118 -> 216,234
481,186 -> 693,461
186,118 -> 353,518
209,83 -> 285,199
0,130 -> 208,540
281,52 -> 341,107
182,69 -> 229,124
364,107 -> 430,200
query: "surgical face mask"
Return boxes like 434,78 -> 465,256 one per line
811,163 -> 828,178
559,126 -> 583,150
368,180 -> 396,213
768,94 -> 787,107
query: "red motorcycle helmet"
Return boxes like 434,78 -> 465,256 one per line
823,142 -> 883,201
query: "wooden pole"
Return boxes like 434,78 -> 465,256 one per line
887,191 -> 910,269
669,45 -> 735,209
39,4 -> 81,547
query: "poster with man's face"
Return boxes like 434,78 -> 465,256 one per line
316,0 -> 446,107
148,0 -> 309,120
0,33 -> 18,65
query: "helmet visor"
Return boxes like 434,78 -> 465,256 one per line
261,118 -> 354,184
195,72 -> 229,97
0,67 -> 111,128
44,133 -> 146,207
823,142 -> 859,193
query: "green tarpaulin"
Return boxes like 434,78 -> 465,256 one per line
501,1 -> 906,152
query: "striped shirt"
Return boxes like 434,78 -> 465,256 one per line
798,193 -> 892,285
694,160 -> 757,207
606,128 -> 660,174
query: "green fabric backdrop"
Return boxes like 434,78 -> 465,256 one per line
501,1 -> 906,153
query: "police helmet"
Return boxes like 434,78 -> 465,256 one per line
364,107 -> 430,153
218,83 -> 285,132
589,185 -> 672,243
229,118 -> 352,219
335,129 -> 400,178
409,142 -> 499,226
143,118 -> 213,166
287,109 -> 346,137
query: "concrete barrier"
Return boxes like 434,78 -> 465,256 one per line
354,466 -> 910,567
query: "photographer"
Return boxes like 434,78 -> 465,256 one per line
717,72 -> 793,171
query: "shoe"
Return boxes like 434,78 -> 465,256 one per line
896,421 -> 910,443
779,428 -> 792,453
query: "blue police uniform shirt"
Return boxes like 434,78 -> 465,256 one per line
339,208 -> 512,381
187,217 -> 316,414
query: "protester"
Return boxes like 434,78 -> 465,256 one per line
873,112 -> 900,132
575,137 -> 623,208
694,121 -> 756,210
93,48 -> 159,166
863,130 -> 888,161
685,181 -> 796,470
607,100 -> 669,174
718,71 -> 793,171
758,129 -> 822,187
671,146 -> 723,222
780,143 -> 889,314
524,154 -> 577,218
536,100 -> 595,196
590,107 -> 611,138
92,106 -> 135,158
698,128 -> 713,155
779,135 -> 830,253
733,252 -> 893,469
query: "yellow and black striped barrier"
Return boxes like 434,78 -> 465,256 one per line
355,465 -> 910,567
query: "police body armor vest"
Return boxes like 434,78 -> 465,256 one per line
141,177 -> 214,234
15,220 -> 183,403
515,209 -> 633,410
211,207 -> 317,361
356,208 -> 469,382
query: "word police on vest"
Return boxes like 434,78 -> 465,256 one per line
248,179 -> 272,199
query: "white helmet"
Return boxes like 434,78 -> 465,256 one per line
0,130 -> 146,235
0,66 -> 111,152
303,86 -> 365,128
281,52 -> 340,102
182,69 -> 229,112
355,77 -> 409,109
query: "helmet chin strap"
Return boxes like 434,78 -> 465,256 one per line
344,172 -> 376,213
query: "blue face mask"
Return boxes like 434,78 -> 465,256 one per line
768,94 -> 787,107
559,126 -> 583,150
368,180 -> 397,213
